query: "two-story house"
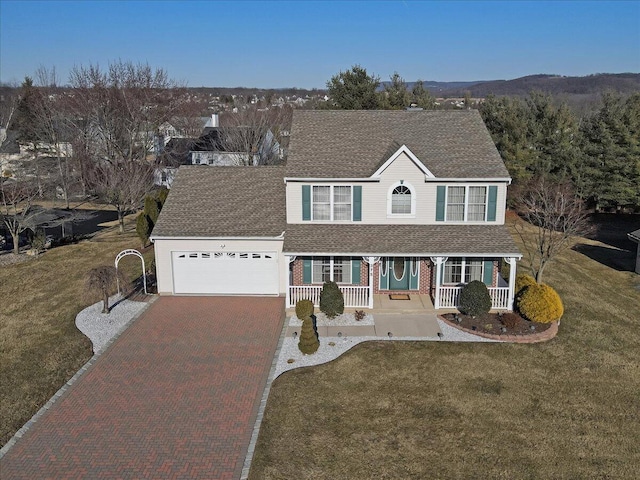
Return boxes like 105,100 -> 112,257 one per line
150,110 -> 522,310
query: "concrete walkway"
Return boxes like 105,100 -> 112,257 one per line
0,296 -> 284,480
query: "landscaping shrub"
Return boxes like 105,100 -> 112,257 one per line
516,283 -> 564,323
459,280 -> 492,316
136,213 -> 151,248
319,281 -> 344,318
515,273 -> 537,296
500,312 -> 521,329
298,316 -> 319,354
295,299 -> 314,319
354,310 -> 366,321
155,187 -> 169,207
144,196 -> 160,225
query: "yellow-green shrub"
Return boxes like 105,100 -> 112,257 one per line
516,283 -> 564,323
295,299 -> 314,319
515,273 -> 537,296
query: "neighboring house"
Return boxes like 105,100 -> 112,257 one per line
154,122 -> 281,188
151,110 -> 522,310
628,228 -> 640,274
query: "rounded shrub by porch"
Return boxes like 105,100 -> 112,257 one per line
295,299 -> 314,319
458,280 -> 492,316
516,283 -> 563,324
515,273 -> 537,296
298,316 -> 319,354
320,281 -> 344,319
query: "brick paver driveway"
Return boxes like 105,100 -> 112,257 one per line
0,296 -> 284,479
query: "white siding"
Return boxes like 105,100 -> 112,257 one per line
285,152 -> 508,225
154,238 -> 286,295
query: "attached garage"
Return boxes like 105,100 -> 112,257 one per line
149,166 -> 287,297
171,251 -> 279,295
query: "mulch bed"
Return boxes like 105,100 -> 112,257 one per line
441,311 -> 552,336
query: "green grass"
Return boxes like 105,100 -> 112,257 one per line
0,214 -> 153,446
249,218 -> 640,479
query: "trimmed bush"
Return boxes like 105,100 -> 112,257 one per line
155,187 -> 169,207
319,281 -> 344,318
515,273 -> 537,296
295,299 -> 314,319
136,213 -> 151,248
516,283 -> 564,323
458,280 -> 492,316
298,316 -> 319,354
144,196 -> 160,225
500,312 -> 520,329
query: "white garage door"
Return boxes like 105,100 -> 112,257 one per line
172,251 -> 279,295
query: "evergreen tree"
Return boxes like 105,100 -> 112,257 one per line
383,72 -> 410,109
298,316 -> 319,355
411,80 -> 436,109
580,93 -> 640,210
326,65 -> 381,110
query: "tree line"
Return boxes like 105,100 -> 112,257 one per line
324,65 -> 639,212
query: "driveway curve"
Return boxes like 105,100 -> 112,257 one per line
0,296 -> 284,480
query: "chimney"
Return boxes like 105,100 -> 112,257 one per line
211,113 -> 219,128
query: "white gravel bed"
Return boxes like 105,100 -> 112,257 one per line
288,311 -> 374,326
274,318 -> 500,378
75,294 -> 148,353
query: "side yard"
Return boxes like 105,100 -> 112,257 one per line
0,213 -> 152,446
249,216 -> 640,479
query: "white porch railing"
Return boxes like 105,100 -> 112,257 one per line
288,285 -> 370,308
436,286 -> 510,310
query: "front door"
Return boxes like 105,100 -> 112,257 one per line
389,257 -> 410,290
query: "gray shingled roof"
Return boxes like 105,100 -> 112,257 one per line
285,110 -> 509,179
151,166 -> 286,238
283,224 -> 521,256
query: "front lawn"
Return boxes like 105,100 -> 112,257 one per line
0,212 -> 152,446
249,217 -> 640,479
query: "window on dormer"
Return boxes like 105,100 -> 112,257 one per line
312,185 -> 352,221
391,185 -> 412,214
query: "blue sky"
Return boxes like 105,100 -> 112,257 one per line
1,0 -> 638,88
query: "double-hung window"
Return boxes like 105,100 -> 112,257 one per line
446,186 -> 487,221
312,257 -> 352,284
443,258 -> 483,284
312,185 -> 352,221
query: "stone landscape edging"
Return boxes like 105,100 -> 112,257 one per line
438,315 -> 559,343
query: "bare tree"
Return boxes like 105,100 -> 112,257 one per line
85,265 -> 129,314
88,160 -> 154,233
65,61 -> 191,228
218,105 -> 291,165
0,83 -> 20,134
512,177 -> 592,283
0,174 -> 40,255
32,66 -> 75,209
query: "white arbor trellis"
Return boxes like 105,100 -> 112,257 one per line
115,249 -> 147,295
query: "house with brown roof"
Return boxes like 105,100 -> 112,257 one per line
150,109 -> 522,310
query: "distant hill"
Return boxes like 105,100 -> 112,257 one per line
379,80 -> 484,93
439,73 -> 640,97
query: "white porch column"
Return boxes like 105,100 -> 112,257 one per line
285,255 -> 296,307
363,257 -> 380,309
430,256 -> 448,309
505,257 -> 518,310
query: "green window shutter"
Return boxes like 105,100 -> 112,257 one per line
302,185 -> 311,221
436,186 -> 446,221
439,262 -> 445,285
487,186 -> 497,222
351,259 -> 361,285
483,260 -> 494,286
303,258 -> 312,283
353,185 -> 362,221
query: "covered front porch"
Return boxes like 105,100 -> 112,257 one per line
285,255 -> 519,311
